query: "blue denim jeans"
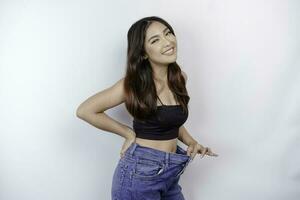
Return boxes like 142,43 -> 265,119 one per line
111,142 -> 192,200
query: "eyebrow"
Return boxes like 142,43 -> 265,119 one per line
147,27 -> 169,42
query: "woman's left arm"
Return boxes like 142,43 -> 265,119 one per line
178,125 -> 218,159
178,125 -> 198,146
179,71 -> 218,159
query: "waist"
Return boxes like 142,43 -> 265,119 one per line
124,142 -> 190,164
135,137 -> 178,153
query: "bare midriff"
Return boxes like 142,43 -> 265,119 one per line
135,137 -> 178,153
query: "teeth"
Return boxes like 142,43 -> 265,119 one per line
163,48 -> 174,54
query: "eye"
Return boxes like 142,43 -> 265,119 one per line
166,30 -> 172,35
151,39 -> 159,44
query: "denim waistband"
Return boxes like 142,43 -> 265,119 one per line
123,142 -> 191,164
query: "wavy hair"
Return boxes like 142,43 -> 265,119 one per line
124,16 -> 190,120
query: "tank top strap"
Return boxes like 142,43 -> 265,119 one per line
156,94 -> 165,106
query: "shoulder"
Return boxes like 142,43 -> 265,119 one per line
181,70 -> 188,82
114,77 -> 125,88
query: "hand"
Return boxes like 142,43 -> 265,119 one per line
120,131 -> 136,158
186,142 -> 218,160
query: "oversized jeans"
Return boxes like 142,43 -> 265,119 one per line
111,142 -> 192,200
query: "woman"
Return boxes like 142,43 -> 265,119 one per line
76,16 -> 218,200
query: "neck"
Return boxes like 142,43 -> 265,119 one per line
151,62 -> 168,82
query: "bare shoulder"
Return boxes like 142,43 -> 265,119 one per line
181,70 -> 188,82
76,77 -> 126,115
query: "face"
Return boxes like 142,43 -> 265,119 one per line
143,21 -> 177,66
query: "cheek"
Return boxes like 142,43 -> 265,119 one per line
169,36 -> 177,45
171,38 -> 177,46
146,46 -> 162,58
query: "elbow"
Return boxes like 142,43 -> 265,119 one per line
76,107 -> 88,119
76,107 -> 103,119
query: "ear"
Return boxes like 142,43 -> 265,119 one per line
181,70 -> 188,82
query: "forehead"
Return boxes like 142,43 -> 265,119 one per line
145,21 -> 168,38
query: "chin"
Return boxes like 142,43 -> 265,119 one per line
162,55 -> 177,63
166,57 -> 177,64
151,55 -> 177,65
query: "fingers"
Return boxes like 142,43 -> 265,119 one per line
186,145 -> 193,156
120,152 -> 124,158
120,147 -> 127,158
187,145 -> 220,160
191,151 -> 197,160
201,147 -> 208,158
202,147 -> 218,157
186,146 -> 197,160
205,147 -> 217,157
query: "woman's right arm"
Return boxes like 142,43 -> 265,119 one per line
76,77 -> 135,140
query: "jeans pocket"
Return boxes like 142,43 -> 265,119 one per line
133,158 -> 165,180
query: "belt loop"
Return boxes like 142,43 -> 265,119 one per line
129,143 -> 137,156
165,152 -> 169,168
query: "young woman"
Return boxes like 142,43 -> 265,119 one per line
76,16 -> 218,200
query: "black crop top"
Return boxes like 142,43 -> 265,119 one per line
132,95 -> 188,140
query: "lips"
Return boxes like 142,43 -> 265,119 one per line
162,47 -> 175,55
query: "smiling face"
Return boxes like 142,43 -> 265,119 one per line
143,21 -> 177,66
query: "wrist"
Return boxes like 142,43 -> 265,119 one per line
124,127 -> 136,140
188,140 -> 198,146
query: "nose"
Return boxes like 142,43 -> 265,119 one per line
161,35 -> 172,46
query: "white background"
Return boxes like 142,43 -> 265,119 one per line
1,0 -> 299,199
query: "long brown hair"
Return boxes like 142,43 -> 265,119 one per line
124,16 -> 190,120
